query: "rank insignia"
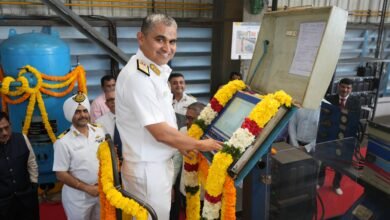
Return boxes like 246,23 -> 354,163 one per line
137,59 -> 150,76
150,64 -> 161,76
57,129 -> 70,139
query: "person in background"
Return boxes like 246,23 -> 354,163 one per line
90,75 -> 116,122
116,13 -> 221,219
178,102 -> 206,209
218,71 -> 243,89
0,111 -> 39,220
288,107 -> 321,153
96,90 -> 122,161
229,71 -> 242,81
53,93 -> 105,220
318,78 -> 361,195
170,102 -> 206,220
169,72 -> 197,129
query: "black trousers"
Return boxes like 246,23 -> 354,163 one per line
0,184 -> 39,220
317,163 -> 342,188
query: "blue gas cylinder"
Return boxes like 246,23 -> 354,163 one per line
0,27 -> 72,184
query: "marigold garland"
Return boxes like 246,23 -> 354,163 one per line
98,141 -> 148,220
183,80 -> 293,220
0,65 -> 87,143
184,80 -> 246,220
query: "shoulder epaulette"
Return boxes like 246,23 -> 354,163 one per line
187,93 -> 196,99
90,123 -> 102,128
57,129 -> 70,139
137,59 -> 150,76
150,64 -> 160,76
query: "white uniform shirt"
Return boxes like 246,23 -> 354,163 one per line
288,107 -> 321,152
172,93 -> 197,115
52,124 -> 105,185
116,49 -> 177,162
96,111 -> 115,139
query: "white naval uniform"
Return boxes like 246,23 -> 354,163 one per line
96,111 -> 115,139
53,124 -> 105,220
116,49 -> 177,220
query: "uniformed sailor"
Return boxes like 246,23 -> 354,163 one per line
53,93 -> 105,220
116,13 -> 221,219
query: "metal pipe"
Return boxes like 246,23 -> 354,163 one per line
41,0 -> 130,66
372,0 -> 389,120
0,1 -> 213,11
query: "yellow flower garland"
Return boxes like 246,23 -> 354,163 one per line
201,90 -> 292,219
0,65 -> 87,143
184,80 -> 293,220
98,141 -> 148,220
204,152 -> 233,196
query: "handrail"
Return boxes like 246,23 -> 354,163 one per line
41,0 -> 130,66
105,134 -> 158,220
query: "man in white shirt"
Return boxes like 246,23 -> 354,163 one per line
53,93 -> 105,220
288,107 -> 321,153
116,13 -> 221,219
169,73 -> 197,128
90,75 -> 116,122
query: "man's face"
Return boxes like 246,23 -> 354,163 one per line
0,118 -> 11,144
338,83 -> 352,98
103,79 -> 116,93
137,23 -> 177,65
105,91 -> 115,114
186,108 -> 198,129
72,105 -> 90,128
169,76 -> 185,96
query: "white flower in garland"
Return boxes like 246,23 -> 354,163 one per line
202,200 -> 222,219
184,170 -> 199,187
227,128 -> 255,153
199,104 -> 218,125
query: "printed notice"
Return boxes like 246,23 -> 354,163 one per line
231,22 -> 260,60
289,22 -> 326,77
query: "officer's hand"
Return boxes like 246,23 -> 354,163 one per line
198,139 -> 222,152
85,184 -> 99,197
180,149 -> 198,159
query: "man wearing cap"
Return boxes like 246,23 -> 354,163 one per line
53,93 -> 105,220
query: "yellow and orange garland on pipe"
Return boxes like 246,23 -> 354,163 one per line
0,65 -> 87,143
97,141 -> 148,220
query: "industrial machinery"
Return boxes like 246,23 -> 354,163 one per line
0,27 -> 72,183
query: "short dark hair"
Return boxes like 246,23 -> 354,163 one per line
187,102 -> 206,115
141,14 -> 177,35
229,71 -> 242,80
168,73 -> 184,81
339,78 -> 353,85
0,111 -> 10,123
101,75 -> 115,87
